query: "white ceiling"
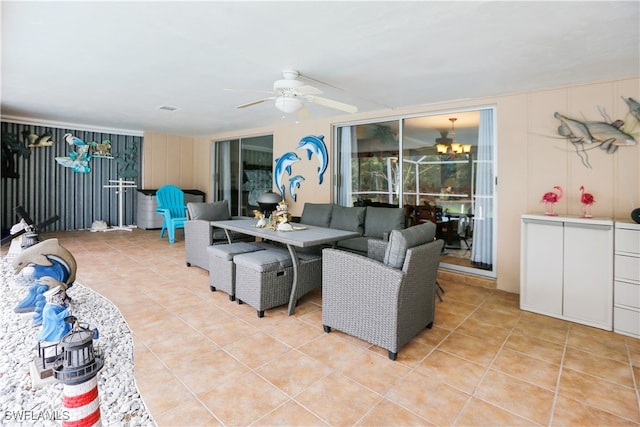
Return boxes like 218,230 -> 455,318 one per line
1,1 -> 638,137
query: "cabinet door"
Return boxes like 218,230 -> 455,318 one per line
520,218 -> 563,316
563,223 -> 613,329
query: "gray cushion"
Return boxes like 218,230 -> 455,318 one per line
364,207 -> 405,238
212,228 -> 229,241
383,222 -> 437,268
233,250 -> 293,272
211,229 -> 251,243
207,242 -> 263,261
336,236 -> 369,254
187,201 -> 230,221
300,203 -> 333,228
330,205 -> 366,234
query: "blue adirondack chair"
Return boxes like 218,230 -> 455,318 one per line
156,185 -> 188,243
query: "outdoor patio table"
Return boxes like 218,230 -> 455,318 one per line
210,219 -> 360,315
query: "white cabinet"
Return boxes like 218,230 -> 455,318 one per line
614,221 -> 640,338
521,214 -> 614,330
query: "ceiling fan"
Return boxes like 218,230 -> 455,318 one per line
230,70 -> 358,116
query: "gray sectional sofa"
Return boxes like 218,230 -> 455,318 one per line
185,200 -> 407,270
298,203 -> 407,254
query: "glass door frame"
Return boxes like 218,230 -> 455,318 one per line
332,106 -> 497,278
211,134 -> 274,217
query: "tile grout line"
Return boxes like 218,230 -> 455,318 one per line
546,320 -> 571,427
623,337 -> 640,409
450,301 -> 546,426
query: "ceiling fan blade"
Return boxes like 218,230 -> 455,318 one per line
295,85 -> 322,95
236,97 -> 275,109
305,95 -> 358,113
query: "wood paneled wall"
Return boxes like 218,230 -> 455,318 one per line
142,132 -> 199,192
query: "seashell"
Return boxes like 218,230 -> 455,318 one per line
277,222 -> 293,231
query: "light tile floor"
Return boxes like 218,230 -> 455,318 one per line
8,229 -> 638,426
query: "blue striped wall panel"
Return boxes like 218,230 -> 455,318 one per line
1,122 -> 143,236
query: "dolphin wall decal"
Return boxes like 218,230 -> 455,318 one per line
274,152 -> 301,200
289,175 -> 305,202
296,135 -> 328,185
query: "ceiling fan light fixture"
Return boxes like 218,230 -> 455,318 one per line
275,96 -> 303,114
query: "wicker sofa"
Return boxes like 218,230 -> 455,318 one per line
297,203 -> 407,255
184,201 -> 253,270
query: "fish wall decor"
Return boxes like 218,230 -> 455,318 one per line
554,97 -> 639,168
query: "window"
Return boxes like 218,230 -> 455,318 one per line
335,108 -> 496,277
213,135 -> 273,217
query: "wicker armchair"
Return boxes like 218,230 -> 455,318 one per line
322,223 -> 443,361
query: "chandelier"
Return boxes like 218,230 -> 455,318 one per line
436,118 -> 472,155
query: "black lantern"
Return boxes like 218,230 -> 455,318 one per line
257,191 -> 281,218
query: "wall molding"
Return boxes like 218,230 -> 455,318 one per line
0,115 -> 144,137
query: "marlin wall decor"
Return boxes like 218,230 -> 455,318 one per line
554,97 -> 639,168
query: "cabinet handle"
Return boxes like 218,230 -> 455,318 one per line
522,218 -> 563,226
564,222 -> 612,231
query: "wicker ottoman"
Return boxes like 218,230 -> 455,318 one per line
251,242 -> 323,310
233,249 -> 294,317
291,252 -> 323,306
207,242 -> 264,301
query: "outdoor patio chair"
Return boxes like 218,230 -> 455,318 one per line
156,185 -> 187,243
322,222 -> 444,360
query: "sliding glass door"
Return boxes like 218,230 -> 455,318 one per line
335,107 -> 496,277
213,135 -> 273,217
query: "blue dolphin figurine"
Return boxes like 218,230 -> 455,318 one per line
289,175 -> 305,202
296,135 -> 328,185
274,152 -> 301,199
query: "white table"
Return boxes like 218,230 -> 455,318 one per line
210,219 -> 360,315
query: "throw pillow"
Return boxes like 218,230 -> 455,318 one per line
300,203 -> 333,227
187,201 -> 231,221
330,205 -> 366,234
383,222 -> 437,268
364,207 -> 405,238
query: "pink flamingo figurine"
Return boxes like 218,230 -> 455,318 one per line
541,185 -> 563,216
579,185 -> 595,218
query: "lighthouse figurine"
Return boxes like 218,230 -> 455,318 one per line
53,318 -> 104,427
